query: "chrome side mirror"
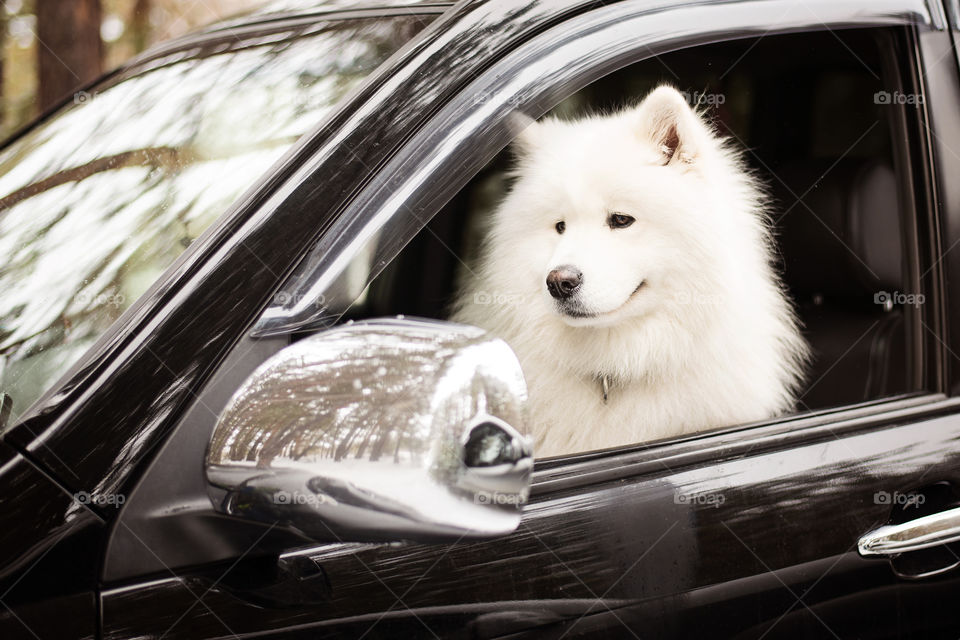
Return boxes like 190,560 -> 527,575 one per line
205,318 -> 532,542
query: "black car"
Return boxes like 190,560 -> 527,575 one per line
3,0 -> 960,637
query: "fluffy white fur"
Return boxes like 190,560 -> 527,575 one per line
452,86 -> 809,457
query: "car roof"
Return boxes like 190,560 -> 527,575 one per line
246,0 -> 450,18
200,0 -> 454,34
114,0 -> 453,80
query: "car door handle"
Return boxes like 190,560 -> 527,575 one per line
858,506 -> 960,557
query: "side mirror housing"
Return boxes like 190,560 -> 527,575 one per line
205,318 -> 532,542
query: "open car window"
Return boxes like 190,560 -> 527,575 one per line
254,5 -> 930,457
0,16 -> 431,428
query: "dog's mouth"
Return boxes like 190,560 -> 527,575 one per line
557,280 -> 646,319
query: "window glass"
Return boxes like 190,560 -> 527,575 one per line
0,16 -> 430,426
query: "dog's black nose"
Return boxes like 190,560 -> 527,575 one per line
546,266 -> 583,299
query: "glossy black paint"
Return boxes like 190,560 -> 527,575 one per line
0,440 -> 101,640
102,334 -> 315,580
3,0 -> 960,638
927,8 -> 960,398
101,398 -> 960,638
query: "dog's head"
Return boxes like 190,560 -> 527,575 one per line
500,86 -> 737,328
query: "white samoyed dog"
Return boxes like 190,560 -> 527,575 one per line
452,86 -> 809,457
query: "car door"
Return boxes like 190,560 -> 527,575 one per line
91,1 -> 960,639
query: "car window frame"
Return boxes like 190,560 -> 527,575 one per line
248,0 -> 947,470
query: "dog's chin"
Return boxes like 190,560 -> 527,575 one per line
558,310 -> 625,328
554,282 -> 646,328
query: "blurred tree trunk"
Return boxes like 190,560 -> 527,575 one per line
132,0 -> 152,52
36,0 -> 103,111
0,13 -> 6,127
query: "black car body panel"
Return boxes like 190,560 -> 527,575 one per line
100,398 -> 960,638
0,440 -> 101,640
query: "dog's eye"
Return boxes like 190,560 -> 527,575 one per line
555,221 -> 565,234
608,213 -> 635,229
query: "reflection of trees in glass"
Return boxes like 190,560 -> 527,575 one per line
211,333 -> 433,465
211,349 -> 440,468
0,17 -> 431,426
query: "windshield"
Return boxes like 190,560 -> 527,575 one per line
0,15 -> 430,427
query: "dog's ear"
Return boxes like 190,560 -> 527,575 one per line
633,86 -> 701,165
507,111 -> 543,157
